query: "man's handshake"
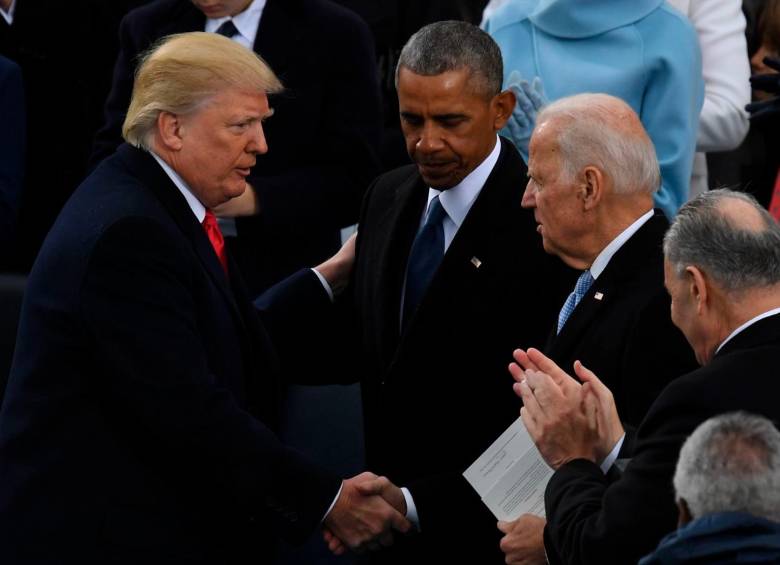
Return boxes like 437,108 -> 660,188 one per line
323,472 -> 411,555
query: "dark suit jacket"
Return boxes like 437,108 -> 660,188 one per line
0,55 -> 24,262
350,138 -> 571,563
543,312 -> 780,565
90,0 -> 382,294
0,145 -> 340,564
546,211 -> 697,430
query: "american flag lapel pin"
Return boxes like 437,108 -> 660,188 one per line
594,292 -> 604,301
470,256 -> 482,269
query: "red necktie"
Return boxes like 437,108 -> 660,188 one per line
769,168 -> 780,222
202,210 -> 228,275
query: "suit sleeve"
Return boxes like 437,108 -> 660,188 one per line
79,217 -> 341,543
543,382 -> 705,565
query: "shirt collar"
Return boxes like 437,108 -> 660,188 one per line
715,307 -> 780,355
589,209 -> 654,280
426,136 -> 501,227
150,151 -> 206,223
0,0 -> 16,25
204,0 -> 266,45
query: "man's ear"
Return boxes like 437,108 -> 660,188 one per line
580,166 -> 604,211
493,89 -> 516,131
677,498 -> 693,527
156,111 -> 184,151
685,266 -> 708,315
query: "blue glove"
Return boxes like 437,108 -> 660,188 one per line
502,72 -> 547,162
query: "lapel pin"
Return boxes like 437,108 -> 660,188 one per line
594,292 -> 604,301
470,256 -> 482,269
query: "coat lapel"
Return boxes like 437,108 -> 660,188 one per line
391,139 -> 521,361
548,211 -> 669,356
115,145 -> 245,329
373,171 -> 428,359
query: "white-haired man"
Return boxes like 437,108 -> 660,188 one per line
520,93 -> 695,435
0,32 -> 407,564
640,411 -> 780,563
503,189 -> 780,564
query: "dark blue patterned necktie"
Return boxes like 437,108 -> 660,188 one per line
215,19 -> 238,38
403,196 -> 447,328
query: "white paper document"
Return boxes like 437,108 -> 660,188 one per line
463,417 -> 553,520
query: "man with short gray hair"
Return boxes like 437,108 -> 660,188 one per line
503,189 -> 780,564
520,93 -> 695,430
269,18 -> 571,564
640,411 -> 780,563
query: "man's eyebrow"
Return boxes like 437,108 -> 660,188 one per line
433,113 -> 466,120
263,108 -> 275,120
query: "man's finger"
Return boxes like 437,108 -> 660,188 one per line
520,405 -> 540,442
497,520 -> 511,534
526,348 -> 573,387
574,360 -> 610,400
355,477 -> 387,496
524,369 -> 563,410
389,508 -> 412,534
508,361 -> 526,383
512,348 -> 540,373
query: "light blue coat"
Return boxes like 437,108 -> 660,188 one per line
484,0 -> 704,218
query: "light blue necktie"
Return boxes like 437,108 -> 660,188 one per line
402,196 -> 447,328
557,270 -> 594,334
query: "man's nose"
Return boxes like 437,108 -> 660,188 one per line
521,180 -> 536,208
247,123 -> 268,155
416,123 -> 444,153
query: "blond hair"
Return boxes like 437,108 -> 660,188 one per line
123,32 -> 283,149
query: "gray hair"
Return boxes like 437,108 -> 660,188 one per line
535,93 -> 660,196
663,189 -> 780,294
395,20 -> 503,98
673,411 -> 780,522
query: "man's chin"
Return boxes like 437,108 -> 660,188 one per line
419,171 -> 459,191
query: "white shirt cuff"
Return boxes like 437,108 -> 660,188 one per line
322,481 -> 343,522
311,268 -> 334,302
599,433 -> 626,474
400,487 -> 421,531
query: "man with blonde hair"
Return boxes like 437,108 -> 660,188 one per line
0,32 -> 408,564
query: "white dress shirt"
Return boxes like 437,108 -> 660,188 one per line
0,0 -> 16,25
150,152 -> 206,222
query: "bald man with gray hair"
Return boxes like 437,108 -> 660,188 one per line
502,189 -> 780,565
640,412 -> 780,563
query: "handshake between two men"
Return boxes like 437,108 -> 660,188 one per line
323,346 -> 626,561
323,471 -> 411,555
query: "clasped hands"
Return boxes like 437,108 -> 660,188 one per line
496,348 -> 624,565
322,471 -> 410,555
